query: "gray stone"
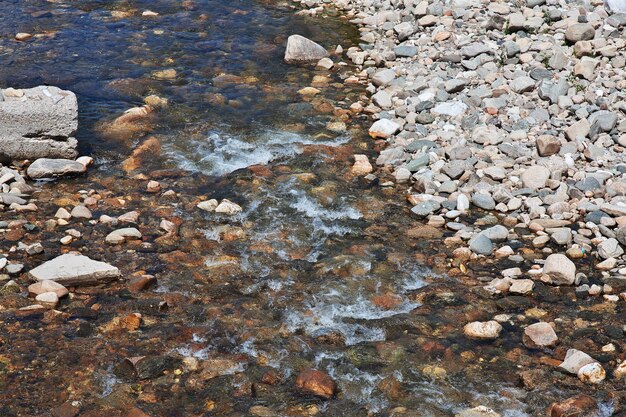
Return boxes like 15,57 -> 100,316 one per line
551,228 -> 572,246
606,0 -> 626,13
405,154 -> 430,172
394,22 -> 415,41
284,35 -> 329,63
559,349 -> 596,374
472,193 -> 496,210
597,238 -> 624,259
369,119 -> 401,139
70,205 -> 92,219
565,119 -> 591,141
394,45 -> 418,57
0,86 -> 78,161
445,79 -> 468,93
521,166 -> 550,189
481,225 -> 508,242
411,200 -> 441,217
372,90 -> 392,108
617,227 -> 626,246
510,76 -> 535,93
565,23 -> 595,43
460,43 -> 493,58
589,110 -> 618,133
26,158 -> 86,179
372,69 -> 396,87
538,78 -> 569,104
432,101 -> 468,117
28,253 -> 121,286
469,234 -> 494,255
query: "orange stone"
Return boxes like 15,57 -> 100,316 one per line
295,369 -> 337,399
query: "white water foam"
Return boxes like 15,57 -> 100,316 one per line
164,128 -> 350,176
284,290 -> 418,346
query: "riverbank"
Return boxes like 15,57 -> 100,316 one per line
292,0 -> 626,413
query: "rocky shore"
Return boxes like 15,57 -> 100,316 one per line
291,0 -> 626,413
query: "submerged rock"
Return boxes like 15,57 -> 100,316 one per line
284,35 -> 329,64
523,322 -> 558,349
295,369 -> 337,399
463,321 -> 502,340
28,253 -> 121,286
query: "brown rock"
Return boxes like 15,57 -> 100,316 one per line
122,136 -> 162,172
536,135 -> 561,157
371,293 -> 403,310
127,274 -> 156,292
126,407 -> 151,417
295,369 -> 337,399
120,313 -> 142,331
52,403 -> 79,417
407,224 -> 444,239
547,395 -> 598,417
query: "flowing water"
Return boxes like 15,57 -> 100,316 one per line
0,1 -> 614,416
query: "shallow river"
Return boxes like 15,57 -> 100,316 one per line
0,1 -> 613,416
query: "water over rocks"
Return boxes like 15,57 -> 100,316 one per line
3,0 -> 626,415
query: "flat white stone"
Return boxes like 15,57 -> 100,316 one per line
28,253 -> 120,286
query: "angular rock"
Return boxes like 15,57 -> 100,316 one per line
284,35 -> 329,64
521,166 -> 550,190
559,349 -> 596,374
28,253 -> 121,286
597,238 -> 624,259
536,135 -> 561,157
565,23 -> 595,43
0,86 -> 78,161
523,322 -> 558,348
543,254 -> 576,285
369,119 -> 400,138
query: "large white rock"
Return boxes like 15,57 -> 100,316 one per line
28,253 -> 120,286
0,86 -> 78,161
284,35 -> 329,64
523,322 -> 558,348
543,254 -> 576,285
559,349 -> 596,374
369,119 -> 400,138
27,158 -> 86,179
606,0 -> 626,13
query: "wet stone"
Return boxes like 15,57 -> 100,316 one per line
523,322 -> 558,349
28,253 -> 120,286
463,321 -> 502,340
295,369 -> 337,399
26,158 -> 86,179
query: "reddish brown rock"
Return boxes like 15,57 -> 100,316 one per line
51,402 -> 79,417
547,395 -> 598,417
407,224 -> 444,239
371,293 -> 403,310
121,136 -> 162,172
295,369 -> 337,399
